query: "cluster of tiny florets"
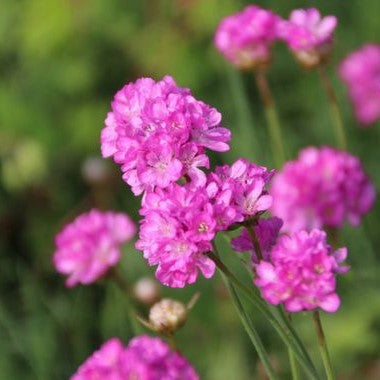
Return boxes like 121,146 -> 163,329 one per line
339,44 -> 380,125
101,76 -> 230,195
270,146 -> 375,233
71,336 -> 198,380
255,229 -> 349,313
53,210 -> 136,287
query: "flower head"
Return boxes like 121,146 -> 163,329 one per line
339,44 -> 380,125
270,147 -> 375,233
280,8 -> 337,68
71,336 -> 198,380
101,76 -> 230,195
53,210 -> 135,287
255,229 -> 349,313
215,5 -> 280,69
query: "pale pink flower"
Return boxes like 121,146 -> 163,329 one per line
255,229 -> 349,313
53,210 -> 135,287
339,44 -> 380,125
215,5 -> 280,69
270,146 -> 375,233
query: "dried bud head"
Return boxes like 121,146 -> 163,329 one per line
149,299 -> 187,334
133,277 -> 160,305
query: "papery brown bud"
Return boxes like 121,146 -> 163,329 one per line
149,299 -> 187,334
133,277 -> 160,305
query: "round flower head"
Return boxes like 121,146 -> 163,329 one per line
122,335 -> 199,379
280,8 -> 337,68
53,209 -> 136,287
215,5 -> 280,70
101,76 -> 230,195
339,44 -> 380,125
270,146 -> 375,233
136,159 -> 274,287
255,229 -> 349,313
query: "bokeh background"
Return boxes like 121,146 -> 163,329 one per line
1,0 -> 379,379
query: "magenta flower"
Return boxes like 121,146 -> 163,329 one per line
280,8 -> 337,68
101,76 -> 230,195
71,336 -> 198,380
214,5 -> 280,69
339,44 -> 380,125
255,229 -> 349,313
270,147 -> 375,233
231,217 -> 283,263
53,210 -> 136,287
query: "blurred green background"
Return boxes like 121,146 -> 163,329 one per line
1,0 -> 379,379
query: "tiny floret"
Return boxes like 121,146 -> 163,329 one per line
53,209 -> 135,287
255,229 -> 349,313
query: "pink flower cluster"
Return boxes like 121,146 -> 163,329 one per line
280,8 -> 337,68
255,229 -> 349,313
53,210 -> 135,287
339,44 -> 380,125
136,159 -> 274,287
71,336 -> 198,380
231,217 -> 283,263
271,146 -> 375,233
214,5 -> 279,69
215,6 -> 337,70
101,76 -> 230,195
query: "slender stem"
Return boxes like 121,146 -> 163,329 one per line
319,66 -> 347,150
224,279 -> 279,380
254,70 -> 286,167
166,333 -> 178,352
313,311 -> 335,380
246,225 -> 263,261
210,245 -> 320,380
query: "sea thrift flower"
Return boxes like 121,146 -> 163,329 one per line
270,146 -> 375,233
231,217 -> 283,263
339,44 -> 380,125
280,8 -> 337,68
53,210 -> 136,287
136,159 -> 274,287
255,229 -> 349,313
71,336 -> 198,380
215,5 -> 280,69
101,76 -> 230,195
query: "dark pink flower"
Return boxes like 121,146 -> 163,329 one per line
270,147 -> 375,233
339,44 -> 380,125
214,5 -> 280,69
53,210 -> 135,287
255,229 -> 349,313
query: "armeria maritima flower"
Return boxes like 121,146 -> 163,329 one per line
339,44 -> 380,125
136,159 -> 274,288
53,209 -> 135,287
270,146 -> 375,233
280,8 -> 337,68
255,229 -> 349,313
71,336 -> 198,380
214,5 -> 280,69
101,76 -> 230,195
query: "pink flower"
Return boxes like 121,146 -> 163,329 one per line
214,5 -> 280,69
231,217 -> 283,263
71,336 -> 199,380
254,229 -> 349,313
280,8 -> 337,68
339,44 -> 380,125
270,146 -> 375,233
53,210 -> 136,287
101,76 -> 230,195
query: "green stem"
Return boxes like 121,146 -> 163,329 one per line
246,225 -> 263,261
319,66 -> 347,151
210,245 -> 320,380
224,279 -> 279,380
313,311 -> 335,380
254,70 -> 286,167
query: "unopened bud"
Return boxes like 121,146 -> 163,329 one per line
133,277 -> 160,305
149,299 -> 187,334
81,156 -> 111,185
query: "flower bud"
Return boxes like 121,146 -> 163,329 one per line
133,277 -> 160,305
81,156 -> 111,185
149,299 -> 187,334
